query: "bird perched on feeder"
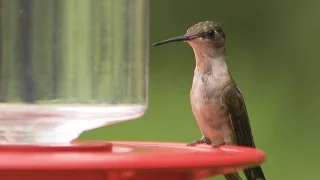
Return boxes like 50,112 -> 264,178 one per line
152,21 -> 266,180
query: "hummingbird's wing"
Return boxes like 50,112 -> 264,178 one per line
224,85 -> 255,147
224,85 -> 266,180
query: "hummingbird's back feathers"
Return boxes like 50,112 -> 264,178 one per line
223,84 -> 255,147
224,84 -> 266,180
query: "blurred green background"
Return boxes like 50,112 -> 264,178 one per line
80,0 -> 320,179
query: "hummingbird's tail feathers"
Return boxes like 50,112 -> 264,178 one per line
244,165 -> 266,180
224,172 -> 243,180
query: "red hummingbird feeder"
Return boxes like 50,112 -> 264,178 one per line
0,141 -> 265,180
0,0 -> 265,179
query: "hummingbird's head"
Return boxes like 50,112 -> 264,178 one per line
152,21 -> 226,56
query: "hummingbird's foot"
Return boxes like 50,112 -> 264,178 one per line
211,141 -> 226,148
186,136 -> 211,146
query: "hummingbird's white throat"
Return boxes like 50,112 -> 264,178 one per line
190,43 -> 228,75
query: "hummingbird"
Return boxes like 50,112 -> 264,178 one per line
152,21 -> 266,180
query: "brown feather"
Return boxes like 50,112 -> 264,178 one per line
224,83 -> 265,180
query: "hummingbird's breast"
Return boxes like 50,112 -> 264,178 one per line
190,70 -> 236,145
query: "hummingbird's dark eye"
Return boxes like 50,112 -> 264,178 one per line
206,30 -> 216,38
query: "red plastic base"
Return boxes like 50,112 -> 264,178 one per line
0,141 -> 265,180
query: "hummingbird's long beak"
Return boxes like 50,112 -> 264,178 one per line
152,35 -> 198,46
